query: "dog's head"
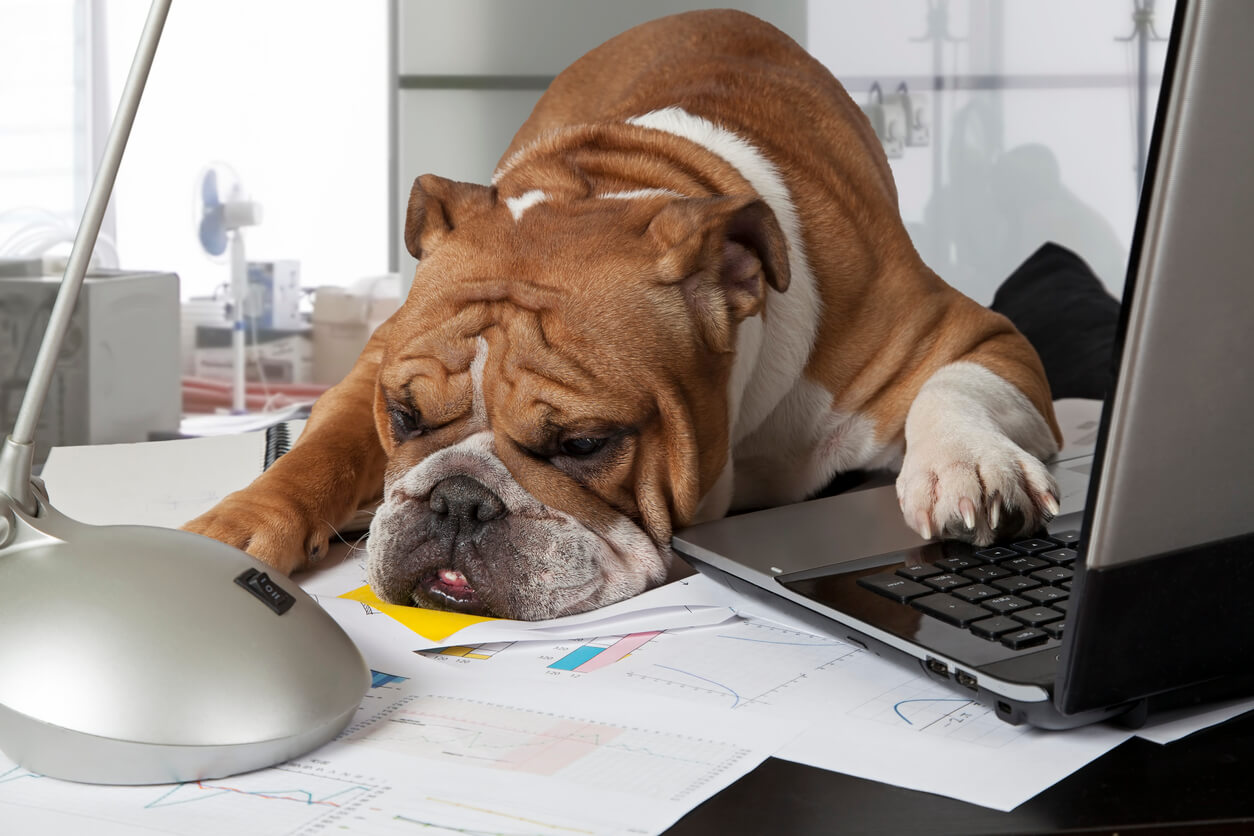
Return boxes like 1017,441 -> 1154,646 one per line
365,174 -> 788,619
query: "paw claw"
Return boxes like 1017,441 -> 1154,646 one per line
897,433 -> 1055,547
958,497 -> 977,531
916,511 -> 933,541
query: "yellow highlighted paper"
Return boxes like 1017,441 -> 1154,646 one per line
340,585 -> 498,642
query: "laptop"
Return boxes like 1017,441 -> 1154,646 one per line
672,0 -> 1254,730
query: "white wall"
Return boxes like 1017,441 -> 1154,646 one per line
807,0 -> 1177,302
392,0 -> 807,284
103,0 -> 389,300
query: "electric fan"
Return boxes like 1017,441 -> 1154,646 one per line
195,164 -> 261,413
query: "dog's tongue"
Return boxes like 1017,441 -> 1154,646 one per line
438,568 -> 472,590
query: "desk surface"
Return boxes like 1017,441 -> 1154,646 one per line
668,708 -> 1254,834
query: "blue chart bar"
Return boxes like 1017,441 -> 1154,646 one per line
371,670 -> 409,688
548,646 -> 602,671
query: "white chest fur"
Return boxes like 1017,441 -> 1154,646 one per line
628,109 -> 888,518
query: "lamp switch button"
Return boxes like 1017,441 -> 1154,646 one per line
235,568 -> 295,615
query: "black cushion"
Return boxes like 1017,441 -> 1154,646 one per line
990,242 -> 1121,401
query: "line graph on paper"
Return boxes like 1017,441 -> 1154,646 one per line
848,677 -> 1028,747
611,618 -> 865,709
343,694 -> 751,803
0,761 -> 388,836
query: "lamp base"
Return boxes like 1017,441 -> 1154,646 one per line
0,491 -> 369,785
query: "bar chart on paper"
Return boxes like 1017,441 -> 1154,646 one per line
419,640 -> 514,661
344,693 -> 754,802
546,631 -> 662,672
418,632 -> 663,673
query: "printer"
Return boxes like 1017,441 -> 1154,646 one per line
0,259 -> 181,465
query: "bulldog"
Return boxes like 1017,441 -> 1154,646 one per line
184,10 -> 1062,620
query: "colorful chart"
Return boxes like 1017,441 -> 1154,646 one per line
547,632 -> 661,672
420,640 -> 514,661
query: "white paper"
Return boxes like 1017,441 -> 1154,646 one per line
393,613 -> 1135,811
179,406 -> 310,437
310,566 -> 740,656
0,660 -> 797,836
41,430 -> 298,529
1134,697 -> 1254,745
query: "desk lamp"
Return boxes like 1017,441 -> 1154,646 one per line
0,0 -> 370,784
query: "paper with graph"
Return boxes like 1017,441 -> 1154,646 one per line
0,665 -> 795,836
380,614 -> 1134,811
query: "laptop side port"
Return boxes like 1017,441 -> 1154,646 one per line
954,670 -> 978,691
925,657 -> 949,678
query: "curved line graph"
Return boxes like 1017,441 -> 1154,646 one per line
714,634 -> 847,648
654,664 -> 743,707
892,698 -> 973,725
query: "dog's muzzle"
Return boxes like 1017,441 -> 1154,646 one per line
419,475 -> 505,612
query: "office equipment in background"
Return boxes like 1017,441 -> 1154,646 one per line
674,0 -> 1254,730
192,321 -> 314,385
0,261 -> 180,466
0,0 -> 369,785
195,163 -> 261,413
311,275 -> 401,385
244,259 -> 302,330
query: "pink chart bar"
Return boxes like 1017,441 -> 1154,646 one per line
575,631 -> 661,672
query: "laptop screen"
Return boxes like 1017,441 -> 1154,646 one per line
1058,0 -> 1254,716
1079,0 -> 1254,572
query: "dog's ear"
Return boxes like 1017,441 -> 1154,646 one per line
647,196 -> 790,351
404,174 -> 495,260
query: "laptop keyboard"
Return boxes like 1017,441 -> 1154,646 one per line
856,530 -> 1081,650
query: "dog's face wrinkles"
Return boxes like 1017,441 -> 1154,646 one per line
364,197 -> 745,619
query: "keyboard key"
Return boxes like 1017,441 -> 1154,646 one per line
982,594 -> 1032,614
1023,586 -> 1068,605
1002,627 -> 1049,649
1061,580 -> 1072,591
1044,620 -> 1067,639
974,546 -> 1018,562
924,573 -> 971,592
1049,530 -> 1082,548
952,583 -> 999,603
1031,566 -> 1074,585
961,564 -> 1012,583
1011,538 -> 1058,555
935,555 -> 981,572
1050,599 -> 1070,614
896,563 -> 943,581
970,615 -> 1022,639
858,573 -> 931,603
1041,548 -> 1078,566
1002,555 -> 1049,573
911,594 -> 991,627
991,575 -> 1042,594
1012,606 -> 1065,627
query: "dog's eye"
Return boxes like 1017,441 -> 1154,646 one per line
389,407 -> 424,441
560,437 -> 605,457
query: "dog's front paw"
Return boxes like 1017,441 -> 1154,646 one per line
896,433 -> 1059,547
182,489 -> 334,575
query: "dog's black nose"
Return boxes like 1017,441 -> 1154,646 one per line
429,476 -> 507,528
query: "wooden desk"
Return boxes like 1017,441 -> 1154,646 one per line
668,708 -> 1254,834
